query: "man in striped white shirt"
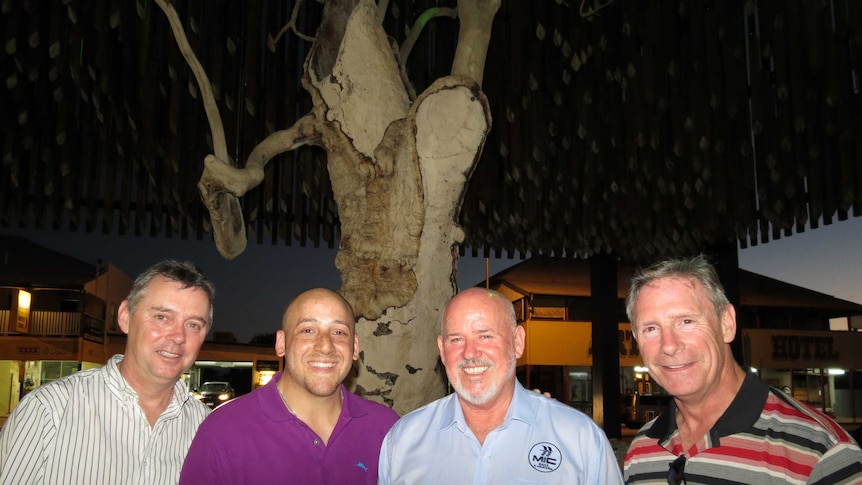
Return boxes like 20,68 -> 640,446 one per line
0,259 -> 215,485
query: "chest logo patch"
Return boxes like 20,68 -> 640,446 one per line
528,442 -> 562,472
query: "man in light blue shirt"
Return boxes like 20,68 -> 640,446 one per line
378,288 -> 623,484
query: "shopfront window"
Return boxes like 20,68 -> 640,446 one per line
40,361 -> 80,385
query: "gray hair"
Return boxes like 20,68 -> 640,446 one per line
625,255 -> 730,332
126,260 -> 215,325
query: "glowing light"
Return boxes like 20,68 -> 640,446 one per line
18,290 -> 31,309
259,371 -> 275,386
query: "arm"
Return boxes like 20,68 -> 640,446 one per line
377,431 -> 393,485
0,395 -> 52,485
178,421 -> 228,485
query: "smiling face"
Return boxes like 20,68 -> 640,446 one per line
117,275 -> 211,390
438,288 -> 525,407
632,276 -> 737,405
275,289 -> 359,400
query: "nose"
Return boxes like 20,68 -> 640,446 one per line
659,328 -> 681,355
167,322 -> 187,344
315,333 -> 334,354
462,337 -> 481,360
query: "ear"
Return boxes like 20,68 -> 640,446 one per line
514,325 -> 526,359
436,335 -> 445,360
720,304 -> 737,344
117,300 -> 131,335
275,330 -> 286,358
352,333 -> 360,361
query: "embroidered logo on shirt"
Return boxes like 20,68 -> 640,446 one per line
355,461 -> 368,472
528,442 -> 562,472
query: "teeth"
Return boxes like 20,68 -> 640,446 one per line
463,366 -> 489,375
310,362 -> 336,368
158,351 -> 179,358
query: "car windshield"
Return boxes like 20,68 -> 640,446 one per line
200,383 -> 229,392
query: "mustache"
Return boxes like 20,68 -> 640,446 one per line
456,358 -> 494,369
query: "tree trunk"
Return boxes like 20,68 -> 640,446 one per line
158,0 -> 498,413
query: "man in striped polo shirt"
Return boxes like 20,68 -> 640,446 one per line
0,260 -> 215,485
623,256 -> 862,485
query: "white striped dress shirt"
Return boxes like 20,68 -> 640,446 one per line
0,354 -> 210,485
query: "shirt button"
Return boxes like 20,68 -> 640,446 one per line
143,460 -> 149,467
314,439 -> 320,446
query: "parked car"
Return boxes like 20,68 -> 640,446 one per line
192,381 -> 236,409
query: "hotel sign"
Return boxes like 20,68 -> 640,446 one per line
744,329 -> 862,369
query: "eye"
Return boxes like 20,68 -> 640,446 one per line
186,321 -> 203,331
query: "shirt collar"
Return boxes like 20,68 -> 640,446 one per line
646,372 -> 769,447
103,353 -> 191,406
262,372 -> 355,421
438,380 -> 535,432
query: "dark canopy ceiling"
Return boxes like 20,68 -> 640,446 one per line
2,1 -> 861,263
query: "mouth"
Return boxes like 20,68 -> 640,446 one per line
463,366 -> 490,375
157,350 -> 181,359
309,362 -> 337,369
662,363 -> 691,371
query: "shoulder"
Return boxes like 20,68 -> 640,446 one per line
194,387 -> 265,432
385,394 -> 453,437
23,367 -> 103,404
762,388 -> 855,445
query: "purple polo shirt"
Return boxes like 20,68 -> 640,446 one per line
179,373 -> 399,485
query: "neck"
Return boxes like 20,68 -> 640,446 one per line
675,363 -> 746,448
277,377 -> 343,444
459,383 -> 516,446
117,359 -> 175,427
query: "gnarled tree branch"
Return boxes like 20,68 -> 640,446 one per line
451,0 -> 501,86
268,0 -> 316,51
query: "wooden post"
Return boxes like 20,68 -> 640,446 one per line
591,253 -> 621,439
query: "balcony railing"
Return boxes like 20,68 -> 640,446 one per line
0,310 -> 83,337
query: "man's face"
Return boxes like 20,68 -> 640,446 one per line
276,290 -> 359,399
118,275 -> 210,388
632,276 -> 736,404
438,291 -> 525,407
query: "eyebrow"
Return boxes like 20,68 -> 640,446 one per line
149,305 -> 209,324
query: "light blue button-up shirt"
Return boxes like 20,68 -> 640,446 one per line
378,381 -> 623,484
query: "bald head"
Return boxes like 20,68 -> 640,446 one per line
283,288 -> 356,329
442,288 -> 517,333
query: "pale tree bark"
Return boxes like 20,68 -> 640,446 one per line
157,0 -> 499,413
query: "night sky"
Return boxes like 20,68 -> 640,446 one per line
4,214 -> 861,341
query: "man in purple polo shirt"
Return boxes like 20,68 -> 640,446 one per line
179,288 -> 399,485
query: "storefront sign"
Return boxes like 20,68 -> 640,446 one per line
744,329 -> 862,369
256,360 -> 280,372
0,338 -> 78,360
771,335 -> 839,360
